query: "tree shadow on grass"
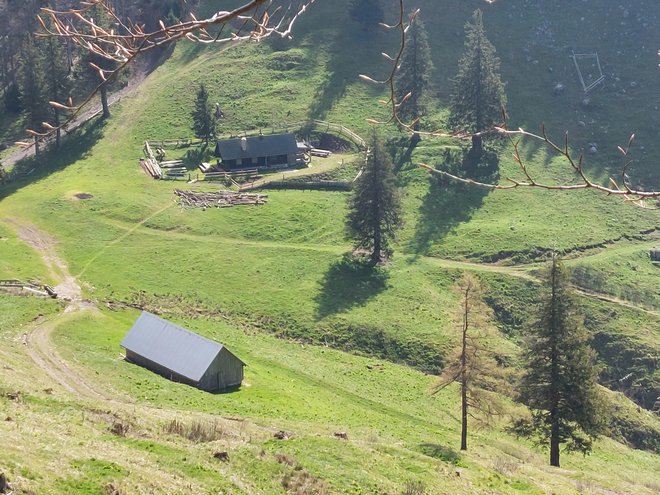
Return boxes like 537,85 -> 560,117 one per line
315,253 -> 389,319
182,143 -> 212,169
418,443 -> 464,466
306,25 -> 389,122
0,117 -> 107,201
410,149 -> 498,256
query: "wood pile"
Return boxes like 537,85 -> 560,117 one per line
163,166 -> 188,179
160,160 -> 184,168
139,158 -> 162,179
309,148 -> 332,158
141,141 -> 162,179
0,279 -> 53,297
175,189 -> 268,208
199,162 -> 215,173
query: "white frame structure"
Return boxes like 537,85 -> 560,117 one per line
571,51 -> 605,93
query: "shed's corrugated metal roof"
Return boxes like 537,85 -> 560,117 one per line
121,311 -> 223,382
215,133 -> 298,160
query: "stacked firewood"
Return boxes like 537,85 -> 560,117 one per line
174,189 -> 268,208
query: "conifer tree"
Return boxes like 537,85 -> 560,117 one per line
19,34 -> 49,155
433,274 -> 504,451
394,12 -> 434,137
518,254 -> 605,468
346,129 -> 402,266
448,9 -> 506,157
191,83 -> 216,145
80,3 -> 117,118
349,0 -> 383,33
44,33 -> 71,148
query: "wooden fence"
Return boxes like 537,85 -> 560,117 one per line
146,119 -> 366,152
259,180 -> 352,191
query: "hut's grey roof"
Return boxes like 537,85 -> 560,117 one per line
215,133 -> 298,160
121,311 -> 225,383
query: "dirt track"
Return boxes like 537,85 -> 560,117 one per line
6,219 -> 110,400
2,57 -> 153,168
4,220 -> 657,405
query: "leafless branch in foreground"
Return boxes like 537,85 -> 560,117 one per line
421,122 -> 660,208
357,1 -> 658,207
19,0 -> 315,146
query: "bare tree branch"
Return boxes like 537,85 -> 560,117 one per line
420,121 -> 660,207
19,0 -> 315,146
357,1 -> 658,206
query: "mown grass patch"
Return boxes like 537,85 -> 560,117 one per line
0,223 -> 51,282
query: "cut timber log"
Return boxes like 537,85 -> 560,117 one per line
174,189 -> 268,208
309,148 -> 332,158
199,162 -> 214,173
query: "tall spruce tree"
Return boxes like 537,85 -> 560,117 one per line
518,254 -> 605,468
394,12 -> 434,136
346,129 -> 402,266
349,0 -> 383,33
191,83 -> 216,145
433,274 -> 505,451
448,9 -> 506,157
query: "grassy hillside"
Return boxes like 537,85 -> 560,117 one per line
0,298 -> 658,494
0,0 -> 658,493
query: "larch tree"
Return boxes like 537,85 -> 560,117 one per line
448,9 -> 506,158
517,254 -> 605,468
433,273 -> 505,451
191,83 -> 216,145
346,129 -> 403,266
394,11 -> 434,140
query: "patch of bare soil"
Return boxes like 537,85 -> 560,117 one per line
73,192 -> 94,200
2,220 -> 106,398
6,219 -> 90,306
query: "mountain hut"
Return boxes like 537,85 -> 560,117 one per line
121,311 -> 244,392
214,133 -> 299,170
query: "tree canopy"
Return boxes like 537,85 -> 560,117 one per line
517,254 -> 605,467
394,12 -> 434,133
434,274 -> 506,451
346,129 -> 403,266
448,9 -> 506,156
191,83 -> 216,145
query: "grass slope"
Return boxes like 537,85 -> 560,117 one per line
0,299 -> 658,494
0,0 -> 658,492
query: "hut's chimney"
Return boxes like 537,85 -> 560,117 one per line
240,137 -> 247,151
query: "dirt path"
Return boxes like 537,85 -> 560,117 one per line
76,201 -> 175,278
2,219 -> 113,401
7,219 -> 91,307
574,288 -> 659,317
422,253 -> 658,316
25,316 -> 109,399
5,215 -> 657,407
2,59 -> 153,168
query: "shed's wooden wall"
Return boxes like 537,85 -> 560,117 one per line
199,348 -> 244,391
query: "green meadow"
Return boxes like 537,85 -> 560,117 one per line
0,0 -> 658,493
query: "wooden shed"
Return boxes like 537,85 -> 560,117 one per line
651,248 -> 660,262
121,311 -> 244,392
214,133 -> 299,170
